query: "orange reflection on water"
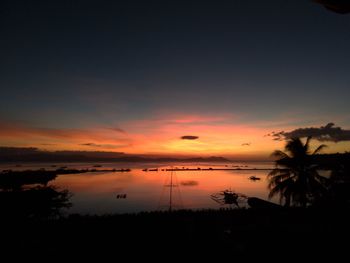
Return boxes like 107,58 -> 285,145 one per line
52,165 -> 274,214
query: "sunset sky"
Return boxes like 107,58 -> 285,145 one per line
1,0 -> 350,159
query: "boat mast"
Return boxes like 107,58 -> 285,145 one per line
169,169 -> 173,212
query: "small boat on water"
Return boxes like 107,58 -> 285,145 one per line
211,189 -> 247,208
116,194 -> 127,199
249,176 -> 261,181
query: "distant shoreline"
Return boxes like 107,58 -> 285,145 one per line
164,168 -> 274,171
0,156 -> 233,163
0,147 -> 272,163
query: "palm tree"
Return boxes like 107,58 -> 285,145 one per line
268,137 -> 328,207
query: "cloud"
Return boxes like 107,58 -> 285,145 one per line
80,143 -> 103,147
0,121 -> 133,152
268,123 -> 350,142
109,127 -> 126,134
181,135 -> 199,140
241,142 -> 251,146
313,0 -> 350,14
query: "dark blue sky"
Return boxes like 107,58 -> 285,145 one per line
1,0 -> 350,155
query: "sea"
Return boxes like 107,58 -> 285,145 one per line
0,161 -> 278,215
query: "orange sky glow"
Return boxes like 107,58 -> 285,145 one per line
0,113 -> 348,159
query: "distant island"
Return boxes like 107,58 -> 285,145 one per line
0,147 -> 230,163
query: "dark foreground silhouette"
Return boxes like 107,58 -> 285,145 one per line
1,208 -> 349,260
1,168 -> 349,259
0,168 -> 72,220
1,171 -> 349,259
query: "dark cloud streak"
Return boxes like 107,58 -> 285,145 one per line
80,143 -> 102,147
181,136 -> 199,140
109,127 -> 126,134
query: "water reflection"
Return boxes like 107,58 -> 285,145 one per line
180,180 -> 199,186
49,163 -> 274,214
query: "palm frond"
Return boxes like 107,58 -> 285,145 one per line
285,138 -> 305,157
312,171 -> 330,186
312,144 -> 327,155
268,168 -> 288,177
269,172 -> 294,185
268,177 -> 294,197
271,150 -> 290,160
304,136 -> 312,154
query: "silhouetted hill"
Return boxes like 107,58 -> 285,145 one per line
312,152 -> 350,169
111,156 -> 230,163
0,147 -> 230,163
275,152 -> 350,170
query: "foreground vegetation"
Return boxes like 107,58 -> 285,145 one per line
268,137 -> 350,208
1,208 -> 349,259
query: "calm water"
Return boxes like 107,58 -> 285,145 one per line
1,162 -> 277,214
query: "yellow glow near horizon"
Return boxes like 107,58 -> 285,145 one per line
0,114 -> 348,159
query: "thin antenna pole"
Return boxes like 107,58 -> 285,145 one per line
169,169 -> 173,212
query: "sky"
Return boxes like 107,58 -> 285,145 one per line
1,0 -> 350,159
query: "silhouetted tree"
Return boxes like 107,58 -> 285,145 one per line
268,137 -> 328,207
327,161 -> 350,207
0,186 -> 72,219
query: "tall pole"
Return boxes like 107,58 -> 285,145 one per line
169,169 -> 173,212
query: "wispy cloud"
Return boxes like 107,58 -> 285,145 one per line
108,127 -> 126,134
80,143 -> 102,147
268,123 -> 350,142
0,121 -> 132,150
241,142 -> 251,146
